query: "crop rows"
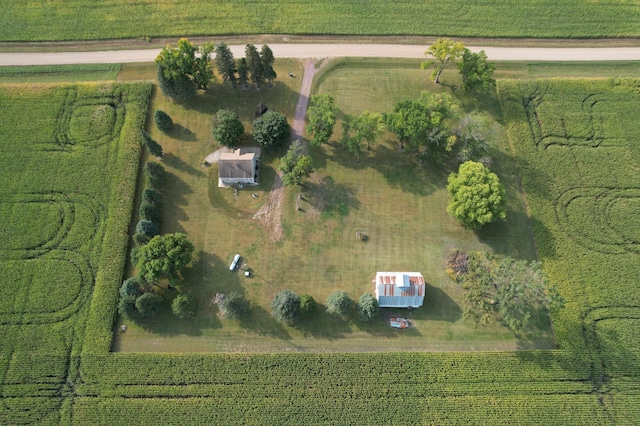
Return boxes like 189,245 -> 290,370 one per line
2,1 -> 640,41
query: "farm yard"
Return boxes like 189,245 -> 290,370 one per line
1,1 -> 640,41
0,52 -> 640,424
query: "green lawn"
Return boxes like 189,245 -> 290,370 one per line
2,1 -> 640,41
113,58 -> 552,353
0,64 -> 121,83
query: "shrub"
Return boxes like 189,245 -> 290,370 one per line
142,188 -> 163,206
118,295 -> 139,320
144,161 -> 166,188
135,293 -> 163,318
357,293 -> 379,322
154,110 -> 173,132
299,294 -> 316,318
135,219 -> 159,239
142,131 -> 163,157
119,277 -> 143,298
133,233 -> 150,246
139,202 -> 161,222
271,290 -> 300,324
219,291 -> 250,320
326,291 -> 353,317
172,294 -> 197,319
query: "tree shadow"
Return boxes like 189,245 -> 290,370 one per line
168,123 -> 198,142
163,152 -> 206,177
239,304 -> 291,340
303,175 -> 360,217
294,302 -> 354,340
404,284 -> 462,323
161,171 -> 191,229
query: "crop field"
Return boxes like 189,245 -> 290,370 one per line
0,82 -> 151,424
2,1 -> 640,41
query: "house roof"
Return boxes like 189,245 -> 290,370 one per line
218,149 -> 256,179
375,272 -> 426,308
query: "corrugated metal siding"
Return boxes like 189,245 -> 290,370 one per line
375,272 -> 425,308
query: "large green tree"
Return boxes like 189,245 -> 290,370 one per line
271,290 -> 300,324
306,94 -> 338,147
135,293 -> 163,318
326,291 -> 353,318
384,92 -> 458,161
357,293 -> 379,322
172,294 -> 197,319
219,291 -> 250,320
142,131 -> 163,158
156,38 -> 215,99
458,49 -> 496,92
452,251 -> 564,332
135,233 -> 194,285
245,44 -> 264,88
446,161 -> 506,229
421,38 -> 465,84
341,111 -> 385,158
236,58 -> 249,87
279,142 -> 314,186
214,42 -> 237,87
260,44 -> 277,84
253,110 -> 290,149
211,109 -> 244,147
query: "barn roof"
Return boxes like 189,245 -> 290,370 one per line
375,272 -> 426,308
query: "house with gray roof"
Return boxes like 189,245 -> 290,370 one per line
217,147 -> 261,188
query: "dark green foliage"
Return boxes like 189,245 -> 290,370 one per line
135,293 -> 163,318
326,290 -> 353,317
255,102 -> 268,118
307,94 -> 338,147
245,44 -> 264,88
219,291 -> 249,320
214,42 -> 237,87
136,233 -> 194,284
458,49 -> 496,92
279,142 -> 314,186
211,109 -> 244,147
172,294 -> 197,319
154,110 -> 173,132
119,277 -> 143,298
135,219 -> 159,238
357,293 -> 379,322
155,38 -> 214,99
139,202 -> 161,222
341,111 -> 385,158
260,44 -> 277,84
253,110 -> 290,149
299,294 -> 316,318
236,58 -> 249,87
144,161 -> 166,188
455,251 -> 564,332
142,131 -> 163,157
271,289 -> 300,324
446,161 -> 506,229
118,295 -> 139,320
133,232 -> 150,246
142,188 -> 163,206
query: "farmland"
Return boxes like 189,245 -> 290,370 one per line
1,1 -> 639,42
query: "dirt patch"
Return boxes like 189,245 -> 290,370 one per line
252,172 -> 284,241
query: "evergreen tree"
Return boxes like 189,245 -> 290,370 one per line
260,44 -> 277,84
215,42 -> 237,87
245,44 -> 264,88
236,58 -> 249,87
142,131 -> 163,158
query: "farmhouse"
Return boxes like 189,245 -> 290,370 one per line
374,272 -> 426,308
217,147 -> 261,188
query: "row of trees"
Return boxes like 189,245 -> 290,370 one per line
211,104 -> 291,150
156,38 -> 277,101
271,290 -> 379,324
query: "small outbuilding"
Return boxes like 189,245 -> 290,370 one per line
374,272 -> 426,308
218,147 -> 261,188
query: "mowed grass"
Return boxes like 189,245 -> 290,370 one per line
2,1 -> 640,41
115,58 -> 553,353
0,64 -> 121,83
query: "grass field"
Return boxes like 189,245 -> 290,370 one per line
2,1 -> 640,41
0,82 -> 151,424
0,64 -> 121,83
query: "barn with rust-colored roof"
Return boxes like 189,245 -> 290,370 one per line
374,272 -> 425,308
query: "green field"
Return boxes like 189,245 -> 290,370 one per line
0,82 -> 151,424
0,64 -> 121,83
2,1 -> 640,41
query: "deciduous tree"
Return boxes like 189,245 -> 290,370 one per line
211,109 -> 244,147
136,233 -> 194,285
299,294 -> 316,318
458,49 -> 496,92
172,294 -> 197,319
454,112 -> 497,164
341,111 -> 385,158
135,293 -> 163,318
357,293 -> 379,322
271,290 -> 300,324
253,110 -> 290,149
119,277 -> 143,298
136,219 -> 159,239
446,161 -> 506,229
421,38 -> 465,84
306,94 -> 338,147
279,142 -> 314,186
219,291 -> 250,320
155,38 -> 215,99
326,291 -> 353,317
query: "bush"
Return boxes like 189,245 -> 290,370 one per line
139,202 -> 161,222
299,294 -> 316,318
219,291 -> 249,320
119,277 -> 143,298
271,290 -> 300,324
255,102 -> 268,117
142,188 -> 163,206
326,291 -> 353,318
135,219 -> 159,238
154,110 -> 173,132
135,293 -> 163,318
172,294 -> 197,319
357,293 -> 379,322
142,131 -> 163,157
118,295 -> 139,320
253,110 -> 290,149
144,161 -> 166,188
133,233 -> 150,246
